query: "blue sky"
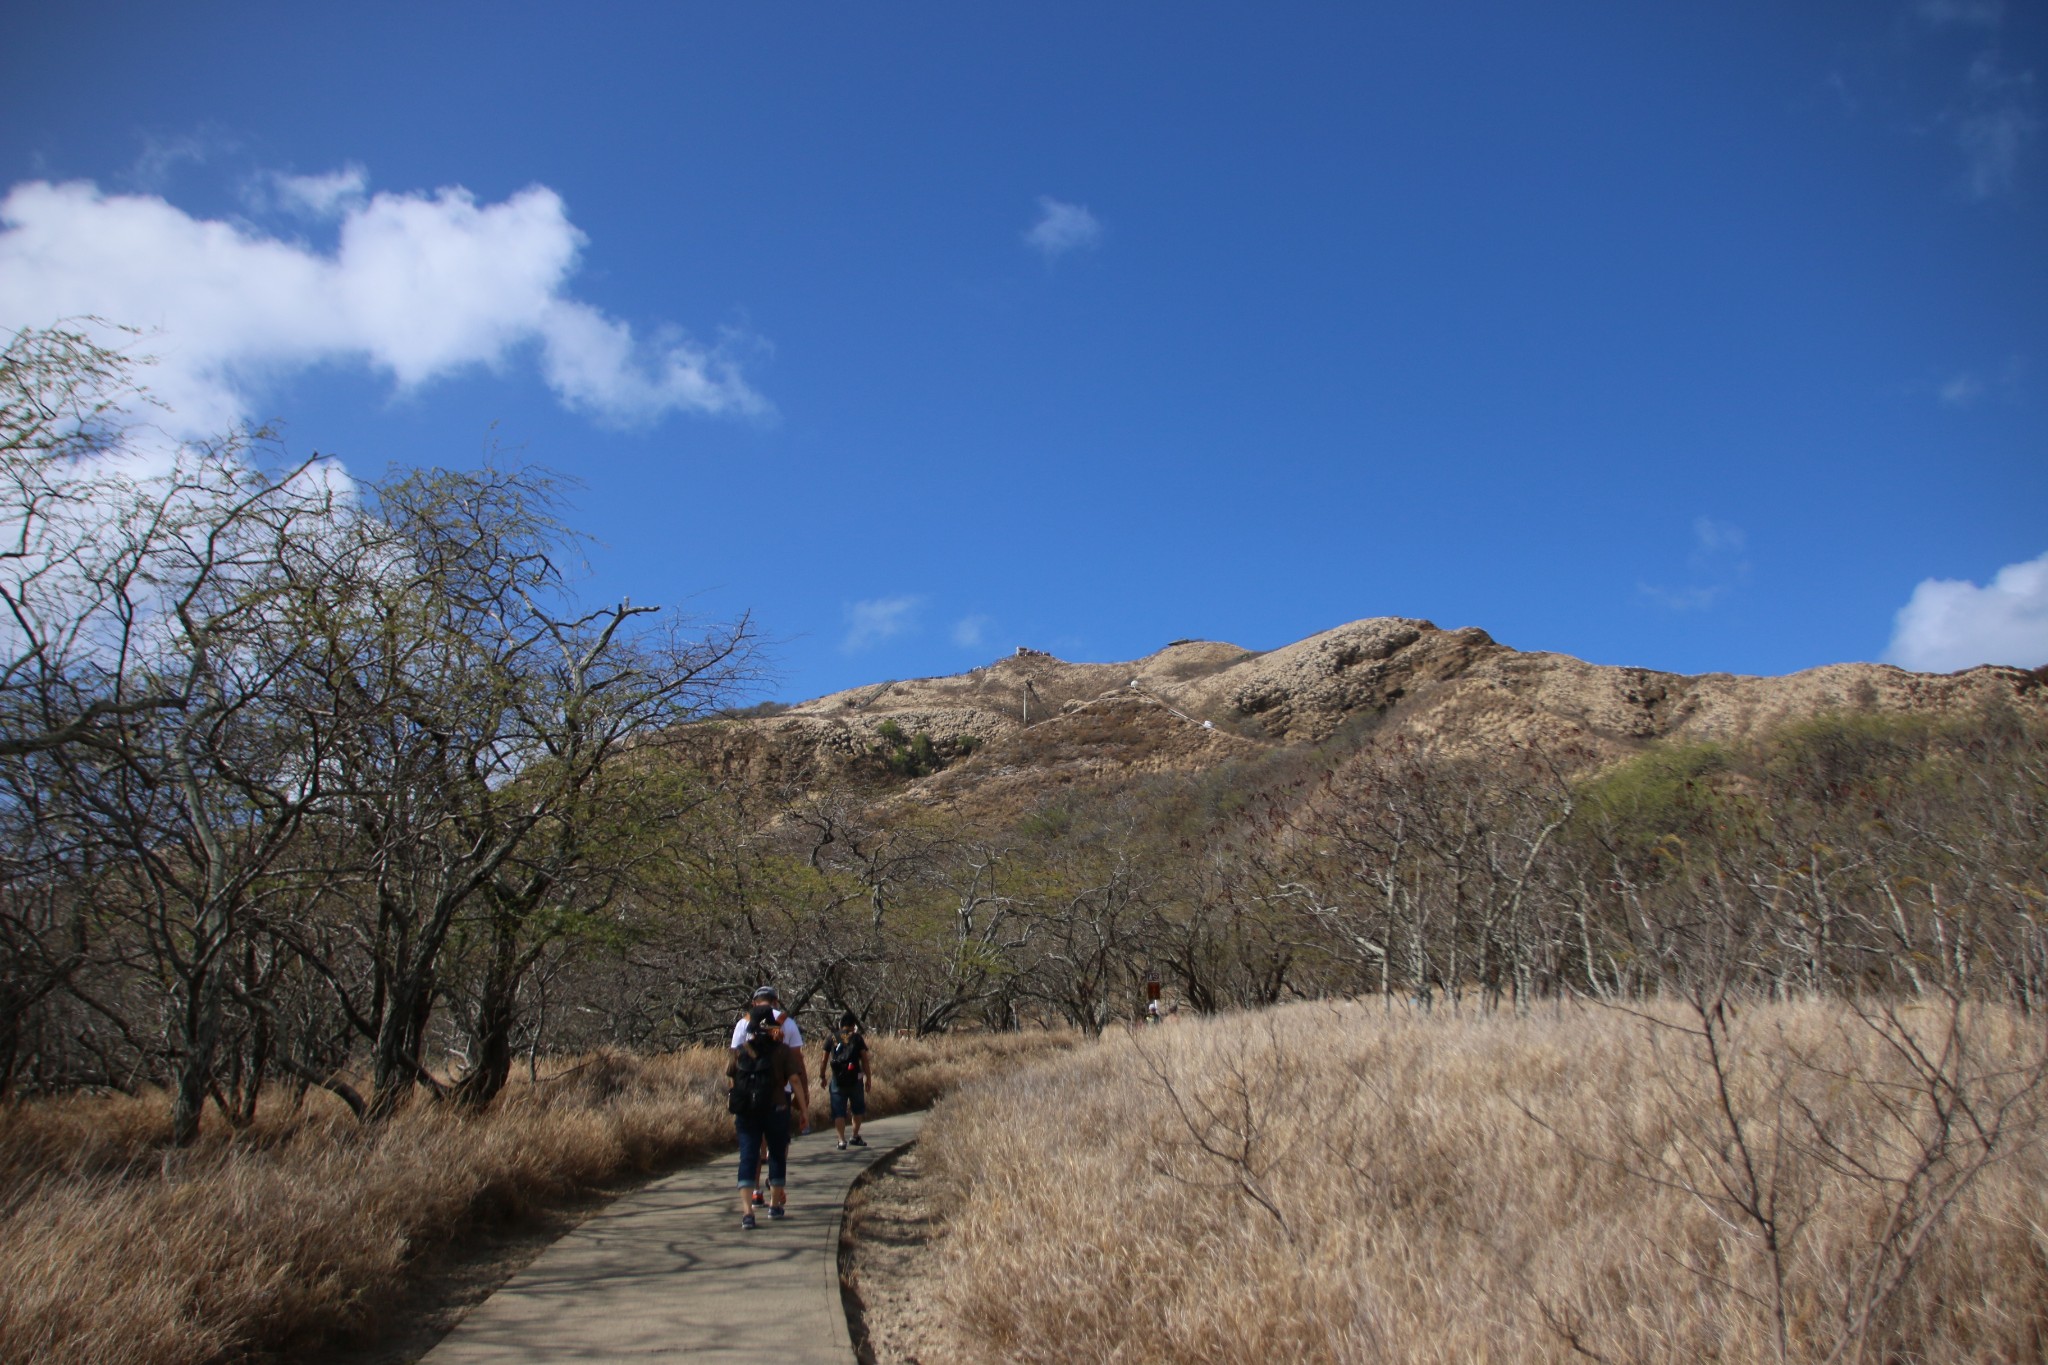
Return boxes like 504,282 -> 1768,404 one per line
3,1 -> 2044,703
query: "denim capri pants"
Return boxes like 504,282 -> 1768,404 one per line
735,1108 -> 792,1187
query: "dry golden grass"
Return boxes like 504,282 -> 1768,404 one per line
0,1028 -> 1073,1365
920,1001 -> 2048,1365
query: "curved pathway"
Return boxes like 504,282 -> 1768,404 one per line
420,1111 -> 925,1364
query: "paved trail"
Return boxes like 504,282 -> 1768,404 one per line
420,1111 -> 925,1364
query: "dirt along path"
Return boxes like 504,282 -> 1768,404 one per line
839,1140 -> 964,1365
410,1110 -> 926,1364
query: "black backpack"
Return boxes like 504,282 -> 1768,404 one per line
729,1045 -> 779,1120
831,1034 -> 865,1087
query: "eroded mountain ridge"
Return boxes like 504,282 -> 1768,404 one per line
685,617 -> 2047,799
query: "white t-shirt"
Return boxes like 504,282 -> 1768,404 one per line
731,1010 -> 803,1050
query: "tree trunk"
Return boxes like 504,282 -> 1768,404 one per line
452,927 -> 522,1110
170,973 -> 226,1146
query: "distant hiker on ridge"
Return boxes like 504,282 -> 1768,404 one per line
727,1003 -> 810,1229
821,1011 -> 871,1150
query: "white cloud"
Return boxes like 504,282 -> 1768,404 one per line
0,174 -> 765,437
269,165 -> 369,218
126,130 -> 240,192
844,595 -> 923,651
1023,197 -> 1102,259
952,614 -> 993,648
1887,550 -> 2048,670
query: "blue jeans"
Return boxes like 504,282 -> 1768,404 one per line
735,1108 -> 791,1187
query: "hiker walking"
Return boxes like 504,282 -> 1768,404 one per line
821,1011 -> 871,1150
731,985 -> 809,1209
730,983 -> 805,1058
727,1003 -> 811,1229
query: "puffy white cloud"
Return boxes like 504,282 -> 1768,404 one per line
843,595 -> 922,651
1023,197 -> 1102,259
0,173 -> 765,437
1887,550 -> 2048,671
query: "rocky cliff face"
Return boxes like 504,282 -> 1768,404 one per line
676,618 -> 2048,792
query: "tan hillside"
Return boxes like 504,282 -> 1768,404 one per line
682,617 -> 2047,793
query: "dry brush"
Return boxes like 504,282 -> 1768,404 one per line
917,1001 -> 2048,1365
0,1029 -> 1072,1364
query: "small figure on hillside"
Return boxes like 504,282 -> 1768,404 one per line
728,1003 -> 811,1230
821,1011 -> 872,1150
1146,999 -> 1161,1025
731,985 -> 808,1207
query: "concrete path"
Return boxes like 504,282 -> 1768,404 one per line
420,1111 -> 924,1364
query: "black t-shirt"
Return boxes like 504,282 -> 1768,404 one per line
828,1033 -> 867,1090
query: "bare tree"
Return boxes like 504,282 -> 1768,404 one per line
280,465 -> 755,1117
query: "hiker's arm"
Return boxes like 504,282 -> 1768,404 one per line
793,1063 -> 813,1128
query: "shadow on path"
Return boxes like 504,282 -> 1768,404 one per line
419,1112 -> 925,1365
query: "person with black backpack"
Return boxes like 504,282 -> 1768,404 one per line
820,1011 -> 871,1150
727,1003 -> 810,1229
730,984 -> 807,1209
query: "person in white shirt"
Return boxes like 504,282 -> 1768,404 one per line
730,984 -> 804,1052
732,985 -> 807,1206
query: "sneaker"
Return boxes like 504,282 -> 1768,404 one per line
837,1138 -> 847,1150
751,1189 -> 765,1206
848,1134 -> 867,1147
769,1205 -> 786,1220
741,1213 -> 757,1230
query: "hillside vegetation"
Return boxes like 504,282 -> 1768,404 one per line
915,1000 -> 2047,1364
12,600 -> 2048,1102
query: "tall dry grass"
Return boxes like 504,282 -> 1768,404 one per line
0,1029 -> 1072,1364
921,1001 -> 2048,1364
